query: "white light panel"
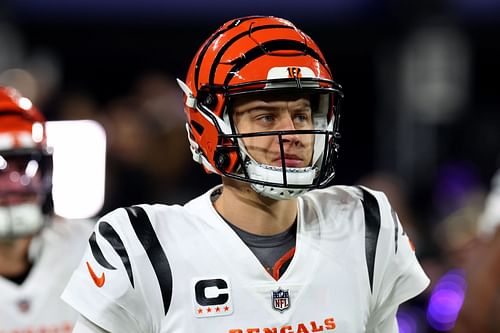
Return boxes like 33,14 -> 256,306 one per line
46,120 -> 106,219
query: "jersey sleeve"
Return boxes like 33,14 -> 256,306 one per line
72,316 -> 111,333
61,208 -> 152,333
363,187 -> 430,332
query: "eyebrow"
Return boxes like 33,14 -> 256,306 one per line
237,101 -> 312,114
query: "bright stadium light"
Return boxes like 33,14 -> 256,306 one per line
46,120 -> 106,219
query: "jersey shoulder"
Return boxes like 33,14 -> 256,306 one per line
45,217 -> 95,243
98,203 -> 189,233
303,185 -> 392,222
61,204 -> 179,332
304,184 -> 391,206
35,217 -> 95,265
62,191 -> 217,332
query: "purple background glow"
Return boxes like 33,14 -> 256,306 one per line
426,270 -> 467,331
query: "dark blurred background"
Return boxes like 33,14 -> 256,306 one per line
1,0 -> 499,331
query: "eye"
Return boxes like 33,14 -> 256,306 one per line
294,114 -> 308,122
293,111 -> 312,123
255,113 -> 276,123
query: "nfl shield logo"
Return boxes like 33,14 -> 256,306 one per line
272,288 -> 290,312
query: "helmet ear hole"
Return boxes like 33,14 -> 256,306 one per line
214,148 -> 239,174
198,91 -> 218,110
214,150 -> 230,171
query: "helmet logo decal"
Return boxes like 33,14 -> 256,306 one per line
287,67 -> 302,79
267,66 -> 314,80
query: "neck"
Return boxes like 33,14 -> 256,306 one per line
214,179 -> 298,235
0,237 -> 32,278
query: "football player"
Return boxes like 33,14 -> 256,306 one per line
453,169 -> 500,332
0,86 -> 93,331
64,16 -> 429,332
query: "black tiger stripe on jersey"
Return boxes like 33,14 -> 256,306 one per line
391,209 -> 399,254
125,206 -> 173,316
359,187 -> 381,293
89,231 -> 116,270
98,221 -> 135,288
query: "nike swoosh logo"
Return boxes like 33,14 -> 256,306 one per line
86,261 -> 105,288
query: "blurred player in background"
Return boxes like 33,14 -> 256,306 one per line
63,16 -> 429,332
0,86 -> 93,331
453,169 -> 500,332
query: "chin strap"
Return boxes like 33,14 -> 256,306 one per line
245,159 -> 316,200
0,203 -> 45,239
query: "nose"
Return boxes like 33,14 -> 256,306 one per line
279,113 -> 300,144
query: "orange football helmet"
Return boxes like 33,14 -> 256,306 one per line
178,16 -> 343,199
0,86 -> 53,238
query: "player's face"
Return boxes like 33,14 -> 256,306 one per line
0,154 -> 43,206
232,93 -> 315,168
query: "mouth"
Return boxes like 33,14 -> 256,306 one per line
272,154 -> 305,168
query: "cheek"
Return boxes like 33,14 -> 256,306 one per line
300,134 -> 315,152
236,122 -> 259,134
242,136 -> 271,150
305,134 -> 315,146
304,135 -> 315,162
240,136 -> 276,161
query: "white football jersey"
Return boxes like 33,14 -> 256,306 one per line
0,218 -> 94,332
62,186 -> 429,333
